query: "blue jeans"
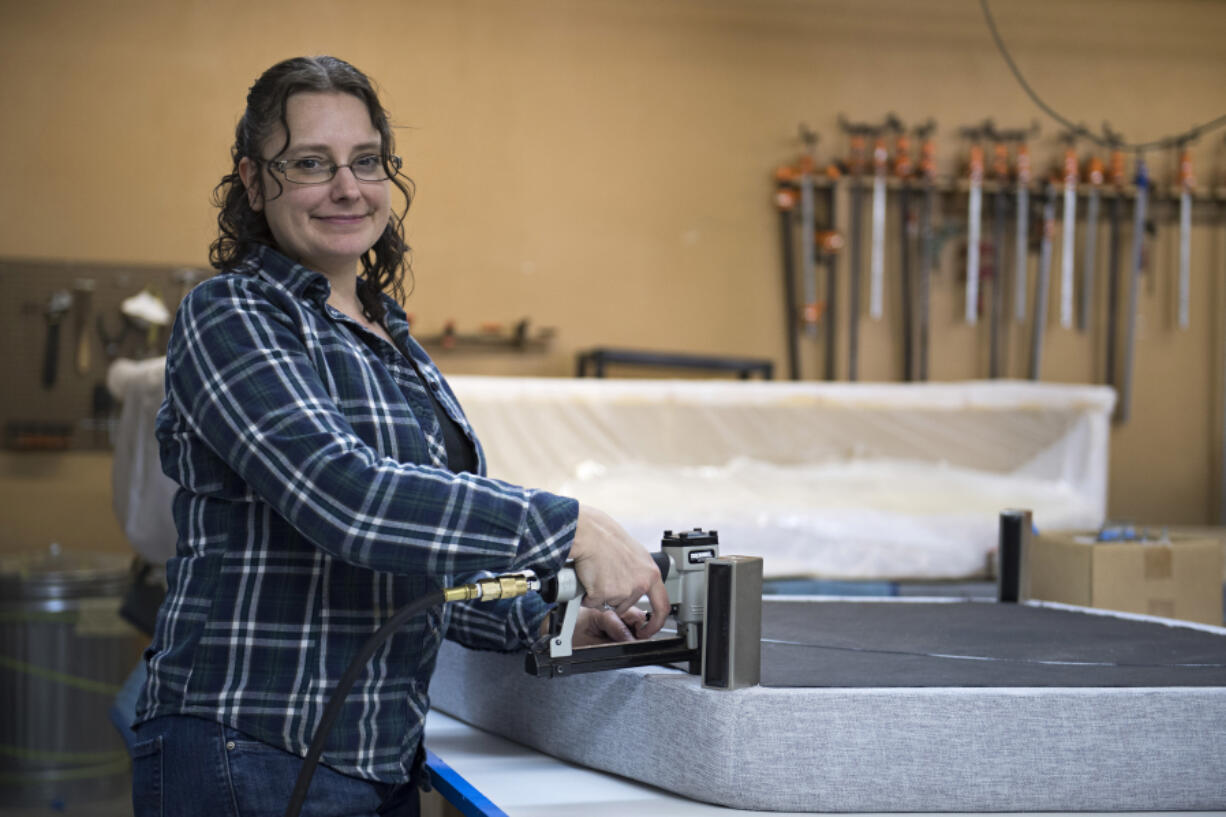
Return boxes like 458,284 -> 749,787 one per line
109,661 -> 147,751
131,715 -> 420,817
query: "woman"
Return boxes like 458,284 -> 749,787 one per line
131,56 -> 668,817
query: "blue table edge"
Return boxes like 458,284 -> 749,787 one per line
425,748 -> 508,817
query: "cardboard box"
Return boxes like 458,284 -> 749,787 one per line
1028,531 -> 1224,626
1163,525 -> 1226,582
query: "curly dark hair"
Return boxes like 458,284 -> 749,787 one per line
209,56 -> 414,322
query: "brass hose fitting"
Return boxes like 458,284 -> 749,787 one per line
442,573 -> 540,603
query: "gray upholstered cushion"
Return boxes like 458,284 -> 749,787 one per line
429,600 -> 1226,812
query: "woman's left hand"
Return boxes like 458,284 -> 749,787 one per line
572,606 -> 651,647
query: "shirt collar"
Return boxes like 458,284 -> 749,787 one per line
248,244 -> 332,304
248,245 -> 415,342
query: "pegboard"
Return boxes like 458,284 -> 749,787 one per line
0,258 -> 210,450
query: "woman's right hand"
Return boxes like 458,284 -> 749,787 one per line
568,504 -> 670,639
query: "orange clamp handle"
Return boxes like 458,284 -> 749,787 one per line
919,137 -> 937,181
893,133 -> 913,179
1109,149 -> 1126,188
1016,143 -> 1031,184
1179,147 -> 1194,191
817,230 -> 845,253
848,134 -> 867,175
1063,147 -> 1078,185
873,137 -> 889,175
1086,155 -> 1104,186
968,144 -> 984,181
774,165 -> 798,184
992,143 -> 1009,181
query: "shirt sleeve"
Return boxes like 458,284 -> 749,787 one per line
160,275 -> 577,579
443,582 -> 553,652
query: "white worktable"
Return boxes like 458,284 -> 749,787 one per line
422,710 -> 1226,817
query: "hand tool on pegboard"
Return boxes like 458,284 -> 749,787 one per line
1117,152 -> 1150,424
985,121 -> 1011,378
838,117 -> 871,381
869,129 -> 890,321
820,144 -> 843,382
42,290 -> 72,389
772,166 -> 801,380
1176,140 -> 1194,329
798,125 -> 820,339
1057,132 -> 1080,330
1080,152 -> 1105,333
1029,179 -> 1057,380
986,121 -> 1039,370
1103,140 -> 1127,390
774,128 -> 837,379
71,279 -> 94,376
1219,136 -> 1226,524
70,277 -> 100,445
1013,130 -> 1035,324
914,119 -> 938,382
888,115 -> 916,381
960,124 -> 986,326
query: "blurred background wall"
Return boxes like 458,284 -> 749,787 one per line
1,0 -> 1225,556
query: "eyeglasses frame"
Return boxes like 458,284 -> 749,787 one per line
264,154 -> 403,185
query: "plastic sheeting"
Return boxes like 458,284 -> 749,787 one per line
448,377 -> 1115,579
106,362 -> 1115,580
107,358 -> 177,565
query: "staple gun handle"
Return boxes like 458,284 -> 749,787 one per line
539,551 -> 672,605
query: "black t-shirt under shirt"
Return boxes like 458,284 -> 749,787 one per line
420,376 -> 478,474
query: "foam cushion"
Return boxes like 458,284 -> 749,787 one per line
429,599 -> 1226,812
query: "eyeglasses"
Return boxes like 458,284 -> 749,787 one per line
266,154 -> 402,184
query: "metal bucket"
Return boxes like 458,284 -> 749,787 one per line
0,544 -> 144,808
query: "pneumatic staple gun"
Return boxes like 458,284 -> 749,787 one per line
526,528 -> 764,690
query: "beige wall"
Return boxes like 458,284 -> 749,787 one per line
2,0 -> 1225,555
0,452 -> 129,555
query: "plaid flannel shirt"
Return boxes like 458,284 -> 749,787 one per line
136,245 -> 576,782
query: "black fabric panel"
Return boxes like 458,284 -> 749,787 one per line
392,334 -> 477,475
420,380 -> 477,475
759,600 -> 1226,688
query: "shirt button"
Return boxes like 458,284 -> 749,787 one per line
226,741 -> 236,751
